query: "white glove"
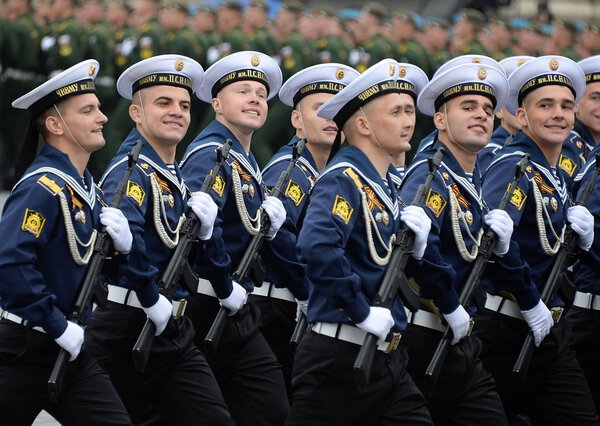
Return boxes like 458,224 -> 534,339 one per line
188,192 -> 218,240
443,305 -> 471,345
143,294 -> 172,336
262,196 -> 286,239
521,300 -> 553,347
54,321 -> 84,361
400,205 -> 431,260
219,281 -> 247,316
100,206 -> 133,254
567,205 -> 594,251
356,306 -> 394,345
484,209 -> 514,256
295,298 -> 308,322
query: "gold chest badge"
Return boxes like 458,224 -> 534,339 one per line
559,154 -> 577,177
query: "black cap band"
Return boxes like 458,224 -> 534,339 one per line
211,69 -> 270,98
293,82 -> 346,107
518,73 -> 575,106
132,73 -> 193,95
585,72 -> 600,84
434,82 -> 496,112
29,79 -> 96,118
333,80 -> 417,127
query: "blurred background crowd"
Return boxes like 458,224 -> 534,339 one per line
1,0 -> 600,189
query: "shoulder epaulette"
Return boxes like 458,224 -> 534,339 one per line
37,174 -> 63,196
343,167 -> 363,190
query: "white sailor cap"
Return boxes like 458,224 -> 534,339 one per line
498,55 -> 535,77
317,59 -> 428,127
278,63 -> 360,107
506,55 -> 586,114
417,62 -> 509,117
12,59 -> 99,117
197,50 -> 283,102
577,55 -> 600,85
433,54 -> 504,79
116,54 -> 204,100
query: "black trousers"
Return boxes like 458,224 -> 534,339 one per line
88,302 -> 234,426
564,306 -> 600,414
473,308 -> 600,426
250,294 -> 296,400
186,293 -> 290,426
400,324 -> 508,426
0,320 -> 131,426
286,331 -> 433,426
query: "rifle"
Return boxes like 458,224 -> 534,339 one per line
289,312 -> 307,354
424,153 -> 530,392
353,147 -> 444,391
513,154 -> 600,378
132,140 -> 233,372
47,140 -> 143,402
203,138 -> 306,358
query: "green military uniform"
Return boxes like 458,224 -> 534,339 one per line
560,46 -> 582,62
460,38 -> 490,56
252,28 -> 314,165
250,27 -> 279,57
43,16 -> 87,74
0,12 -> 44,188
315,35 -> 350,64
430,49 -> 452,74
220,26 -> 251,57
396,39 -> 435,77
359,33 -> 395,72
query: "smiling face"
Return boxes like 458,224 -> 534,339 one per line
435,94 -> 494,153
53,93 -> 108,153
518,84 -> 575,149
212,80 -> 268,137
292,92 -> 338,149
575,81 -> 600,141
129,85 -> 191,148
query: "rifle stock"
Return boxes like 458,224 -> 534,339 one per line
353,147 -> 444,390
513,154 -> 600,378
48,140 -> 143,402
424,154 -> 530,392
131,140 -> 233,372
203,138 -> 306,358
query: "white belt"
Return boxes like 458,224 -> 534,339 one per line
573,291 -> 600,310
0,310 -> 46,333
311,322 -> 401,353
196,278 -> 217,298
252,281 -> 295,302
484,294 -> 523,320
405,309 -> 446,332
107,285 -> 187,318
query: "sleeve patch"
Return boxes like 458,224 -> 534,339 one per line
559,154 -> 577,177
212,174 -> 226,198
509,185 -> 527,210
126,180 -> 145,206
425,189 -> 447,218
285,179 -> 305,206
332,195 -> 354,224
21,209 -> 46,238
37,175 -> 62,195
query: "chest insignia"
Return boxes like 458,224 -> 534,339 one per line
425,189 -> 447,218
212,174 -> 226,197
126,180 -> 146,206
21,209 -> 46,238
559,154 -> 577,177
332,195 -> 354,225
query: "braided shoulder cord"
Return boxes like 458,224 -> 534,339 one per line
448,187 -> 483,262
531,176 -> 565,255
58,190 -> 97,265
150,174 -> 185,249
360,189 -> 395,266
231,164 -> 261,235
